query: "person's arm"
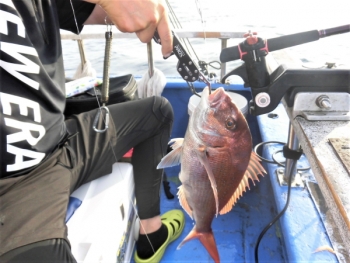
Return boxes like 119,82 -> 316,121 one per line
83,0 -> 173,57
83,4 -> 106,25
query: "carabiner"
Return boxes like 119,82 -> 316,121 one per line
93,106 -> 110,133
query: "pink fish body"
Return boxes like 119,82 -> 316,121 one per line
158,87 -> 265,263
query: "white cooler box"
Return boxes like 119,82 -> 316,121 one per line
66,162 -> 137,263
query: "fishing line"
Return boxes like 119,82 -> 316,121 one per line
166,0 -> 218,79
194,0 -> 209,75
165,0 -> 199,61
194,0 -> 206,39
68,1 -> 156,254
69,0 -> 81,37
194,0 -> 222,80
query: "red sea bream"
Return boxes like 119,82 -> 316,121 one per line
158,87 -> 265,263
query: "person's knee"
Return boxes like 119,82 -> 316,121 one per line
153,96 -> 174,124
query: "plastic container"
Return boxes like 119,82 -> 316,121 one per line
67,162 -> 136,263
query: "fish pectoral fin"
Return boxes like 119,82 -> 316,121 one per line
157,141 -> 183,169
196,146 -> 219,216
169,138 -> 184,150
178,227 -> 220,263
177,185 -> 193,219
219,151 -> 266,215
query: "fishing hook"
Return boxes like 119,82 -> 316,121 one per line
187,82 -> 201,97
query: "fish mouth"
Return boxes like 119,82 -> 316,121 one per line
200,86 -> 210,108
208,87 -> 225,106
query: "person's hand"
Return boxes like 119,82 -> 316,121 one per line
85,0 -> 173,57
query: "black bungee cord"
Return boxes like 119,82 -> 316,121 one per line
254,160 -> 296,263
253,141 -> 304,263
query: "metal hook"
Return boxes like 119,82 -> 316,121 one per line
104,16 -> 113,32
93,106 -> 110,133
198,72 -> 212,94
187,82 -> 201,97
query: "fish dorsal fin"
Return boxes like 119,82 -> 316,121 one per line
196,145 -> 219,216
157,138 -> 184,169
219,151 -> 266,215
177,185 -> 193,219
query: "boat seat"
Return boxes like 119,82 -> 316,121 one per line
66,162 -> 137,263
66,196 -> 82,223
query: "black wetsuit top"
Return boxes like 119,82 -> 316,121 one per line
0,0 -> 95,178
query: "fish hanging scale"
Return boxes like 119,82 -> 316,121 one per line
101,25 -> 113,105
93,24 -> 112,133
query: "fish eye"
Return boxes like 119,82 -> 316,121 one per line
225,117 -> 236,130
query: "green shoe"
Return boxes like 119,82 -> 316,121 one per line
134,209 -> 185,263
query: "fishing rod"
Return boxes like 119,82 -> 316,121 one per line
220,24 -> 350,63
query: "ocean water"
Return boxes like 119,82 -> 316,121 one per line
61,0 -> 350,79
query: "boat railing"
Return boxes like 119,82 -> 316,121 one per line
60,29 -> 247,80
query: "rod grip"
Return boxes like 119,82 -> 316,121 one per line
220,30 -> 320,63
220,45 -> 240,63
267,30 -> 320,52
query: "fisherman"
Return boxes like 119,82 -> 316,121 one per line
0,0 -> 185,262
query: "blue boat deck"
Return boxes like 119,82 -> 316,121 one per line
258,104 -> 338,263
130,79 -> 340,263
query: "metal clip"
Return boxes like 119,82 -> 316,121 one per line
93,106 -> 110,133
105,16 -> 113,32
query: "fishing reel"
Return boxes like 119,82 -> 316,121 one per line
220,25 -> 350,116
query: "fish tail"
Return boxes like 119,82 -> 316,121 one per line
177,227 -> 220,263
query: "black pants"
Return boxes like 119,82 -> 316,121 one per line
0,239 -> 75,263
0,96 -> 174,262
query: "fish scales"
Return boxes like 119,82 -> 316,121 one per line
157,87 -> 265,263
181,140 -> 248,230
